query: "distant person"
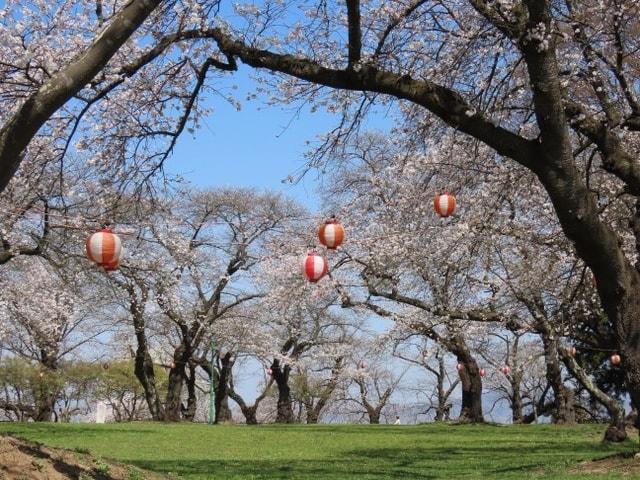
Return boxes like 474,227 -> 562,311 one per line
394,416 -> 401,425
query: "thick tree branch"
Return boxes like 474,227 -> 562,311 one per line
0,0 -> 162,194
345,0 -> 362,67
204,29 -> 537,168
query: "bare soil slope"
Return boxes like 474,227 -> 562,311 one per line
0,435 -> 163,480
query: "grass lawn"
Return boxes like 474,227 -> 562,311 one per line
1,422 -> 638,479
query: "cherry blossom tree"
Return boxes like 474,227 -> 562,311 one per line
0,256 -> 115,420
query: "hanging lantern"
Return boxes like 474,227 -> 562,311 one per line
302,250 -> 328,282
610,354 -> 621,365
568,346 -> 577,357
86,228 -> 122,267
479,368 -> 486,377
500,366 -> 510,375
456,362 -> 464,372
266,368 -> 273,376
318,217 -> 345,250
434,193 -> 457,218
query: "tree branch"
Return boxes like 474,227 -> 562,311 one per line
0,0 -> 163,194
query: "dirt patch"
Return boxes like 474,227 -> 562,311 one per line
571,453 -> 640,477
0,435 -> 164,480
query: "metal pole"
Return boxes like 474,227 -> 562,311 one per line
209,337 -> 216,425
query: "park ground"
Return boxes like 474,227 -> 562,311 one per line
1,423 -> 640,479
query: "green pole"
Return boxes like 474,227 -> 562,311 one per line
209,337 -> 216,425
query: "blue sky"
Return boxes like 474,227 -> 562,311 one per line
167,66 -> 340,212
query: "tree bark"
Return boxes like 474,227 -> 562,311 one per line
367,408 -> 380,424
33,350 -> 60,422
164,343 -> 190,422
183,364 -> 198,422
214,353 -> 234,423
509,371 -> 524,424
271,360 -> 294,423
537,323 -> 575,424
131,303 -> 164,421
449,337 -> 483,423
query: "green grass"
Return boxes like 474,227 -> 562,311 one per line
1,422 -> 638,479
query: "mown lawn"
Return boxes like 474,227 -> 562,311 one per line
1,422 -> 638,479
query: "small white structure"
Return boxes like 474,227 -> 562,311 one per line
95,401 -> 107,424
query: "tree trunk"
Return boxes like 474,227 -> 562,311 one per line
368,408 -> 380,424
130,292 -> 164,421
243,406 -> 259,425
214,353 -> 234,423
272,360 -> 294,423
133,346 -> 164,421
228,372 -> 271,425
434,356 -> 448,422
306,406 -> 319,424
34,351 -> 59,422
450,338 -> 483,423
164,344 -> 190,422
537,321 -> 575,424
457,366 -> 483,423
183,364 -> 198,422
509,371 -> 524,424
33,388 -> 56,422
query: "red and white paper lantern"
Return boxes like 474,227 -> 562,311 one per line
318,218 -> 345,250
456,363 -> 464,372
610,354 -> 621,365
568,346 -> 577,357
434,193 -> 457,218
302,251 -> 328,282
86,228 -> 122,267
479,368 -> 486,377
500,366 -> 510,375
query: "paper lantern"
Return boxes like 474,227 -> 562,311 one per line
500,366 -> 510,375
267,368 -> 273,376
610,354 -> 621,365
302,250 -> 328,282
456,363 -> 464,372
318,218 -> 345,249
434,193 -> 456,217
568,346 -> 577,357
86,228 -> 122,267
479,368 -> 486,377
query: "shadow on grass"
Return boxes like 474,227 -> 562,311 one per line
126,443 -> 614,480
130,458 -> 441,480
